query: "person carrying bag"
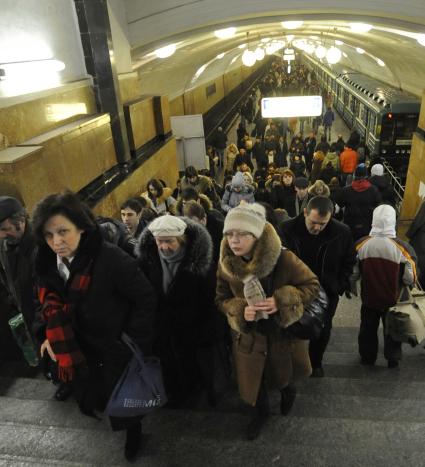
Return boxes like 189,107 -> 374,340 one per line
105,333 -> 167,417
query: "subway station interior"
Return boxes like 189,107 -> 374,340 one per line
1,1 -> 425,465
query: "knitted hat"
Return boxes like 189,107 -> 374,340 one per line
223,203 -> 266,239
294,177 -> 309,189
0,196 -> 23,224
231,172 -> 245,188
371,164 -> 384,177
354,163 -> 367,179
148,215 -> 187,237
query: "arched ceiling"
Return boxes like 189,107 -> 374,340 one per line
117,1 -> 425,99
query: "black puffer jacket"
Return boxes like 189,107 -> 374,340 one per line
369,175 -> 397,207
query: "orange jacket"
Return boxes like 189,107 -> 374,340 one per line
340,148 -> 358,174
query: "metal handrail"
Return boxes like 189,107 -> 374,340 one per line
382,161 -> 405,208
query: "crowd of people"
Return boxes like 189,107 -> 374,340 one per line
0,61 -> 424,461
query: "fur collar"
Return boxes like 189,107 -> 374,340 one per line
219,223 -> 281,281
137,217 -> 213,276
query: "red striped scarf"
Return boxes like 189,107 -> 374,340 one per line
38,261 -> 93,382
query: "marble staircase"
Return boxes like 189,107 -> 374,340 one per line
1,326 -> 425,466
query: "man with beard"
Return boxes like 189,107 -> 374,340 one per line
280,196 -> 356,377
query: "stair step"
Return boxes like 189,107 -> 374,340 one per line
0,376 -> 58,401
0,453 -> 92,467
2,411 -> 425,466
324,351 -> 425,370
298,376 -> 425,400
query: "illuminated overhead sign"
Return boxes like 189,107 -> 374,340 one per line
261,96 -> 323,118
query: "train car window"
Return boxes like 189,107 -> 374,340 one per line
381,115 -> 395,146
395,114 -> 418,141
369,114 -> 376,134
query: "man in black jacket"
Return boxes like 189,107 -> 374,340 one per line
279,196 -> 356,377
0,197 -> 36,334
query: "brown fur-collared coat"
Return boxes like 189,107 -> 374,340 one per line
216,223 -> 320,405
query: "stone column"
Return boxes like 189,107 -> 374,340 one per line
399,90 -> 425,238
74,0 -> 130,163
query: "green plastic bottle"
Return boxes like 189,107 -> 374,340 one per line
8,313 -> 39,367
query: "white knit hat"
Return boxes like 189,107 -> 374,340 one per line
148,215 -> 187,237
223,203 -> 266,239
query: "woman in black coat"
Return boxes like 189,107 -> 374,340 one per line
32,192 -> 156,461
137,216 -> 217,407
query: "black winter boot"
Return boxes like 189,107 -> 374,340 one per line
245,406 -> 268,440
280,384 -> 297,415
124,421 -> 142,461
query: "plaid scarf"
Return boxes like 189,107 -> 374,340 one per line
38,259 -> 93,382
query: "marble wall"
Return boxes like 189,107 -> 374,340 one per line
399,90 -> 425,238
0,83 -> 96,145
0,114 -> 116,212
92,138 -> 178,218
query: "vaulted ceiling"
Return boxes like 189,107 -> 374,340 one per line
111,1 -> 425,100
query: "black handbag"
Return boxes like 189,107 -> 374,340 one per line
105,333 -> 167,417
286,287 -> 328,340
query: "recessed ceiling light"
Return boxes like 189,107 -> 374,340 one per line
281,21 -> 304,29
335,40 -> 344,46
214,27 -> 236,39
238,43 -> 247,49
350,23 -> 373,33
216,53 -> 225,59
154,44 -> 176,58
376,59 -> 385,66
356,47 -> 365,54
342,52 -> 348,58
417,34 -> 425,46
261,38 -> 271,43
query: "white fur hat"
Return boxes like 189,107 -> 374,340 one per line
148,215 -> 187,237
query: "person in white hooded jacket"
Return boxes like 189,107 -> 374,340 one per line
351,204 -> 417,368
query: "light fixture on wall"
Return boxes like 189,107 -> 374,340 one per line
154,44 -> 176,58
0,59 -> 65,78
214,27 -> 236,39
315,45 -> 327,59
350,23 -> 372,33
254,46 -> 265,61
281,21 -> 303,30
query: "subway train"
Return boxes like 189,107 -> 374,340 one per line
302,55 -> 420,180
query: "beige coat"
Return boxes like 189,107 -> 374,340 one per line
216,223 -> 320,405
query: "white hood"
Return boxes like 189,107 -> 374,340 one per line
370,204 -> 396,238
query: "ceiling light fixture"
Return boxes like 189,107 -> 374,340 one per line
216,53 -> 225,59
238,43 -> 247,49
214,27 -> 236,39
326,46 -> 342,64
281,21 -> 304,29
154,44 -> 176,58
356,47 -> 365,54
376,58 -> 385,66
417,34 -> 425,46
335,40 -> 344,46
254,47 -> 265,61
315,45 -> 327,59
242,49 -> 256,67
350,23 -> 372,33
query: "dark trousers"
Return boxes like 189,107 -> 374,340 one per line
309,294 -> 339,369
254,377 -> 270,414
358,306 -> 402,363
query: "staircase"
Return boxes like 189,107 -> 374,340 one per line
2,315 -> 425,466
